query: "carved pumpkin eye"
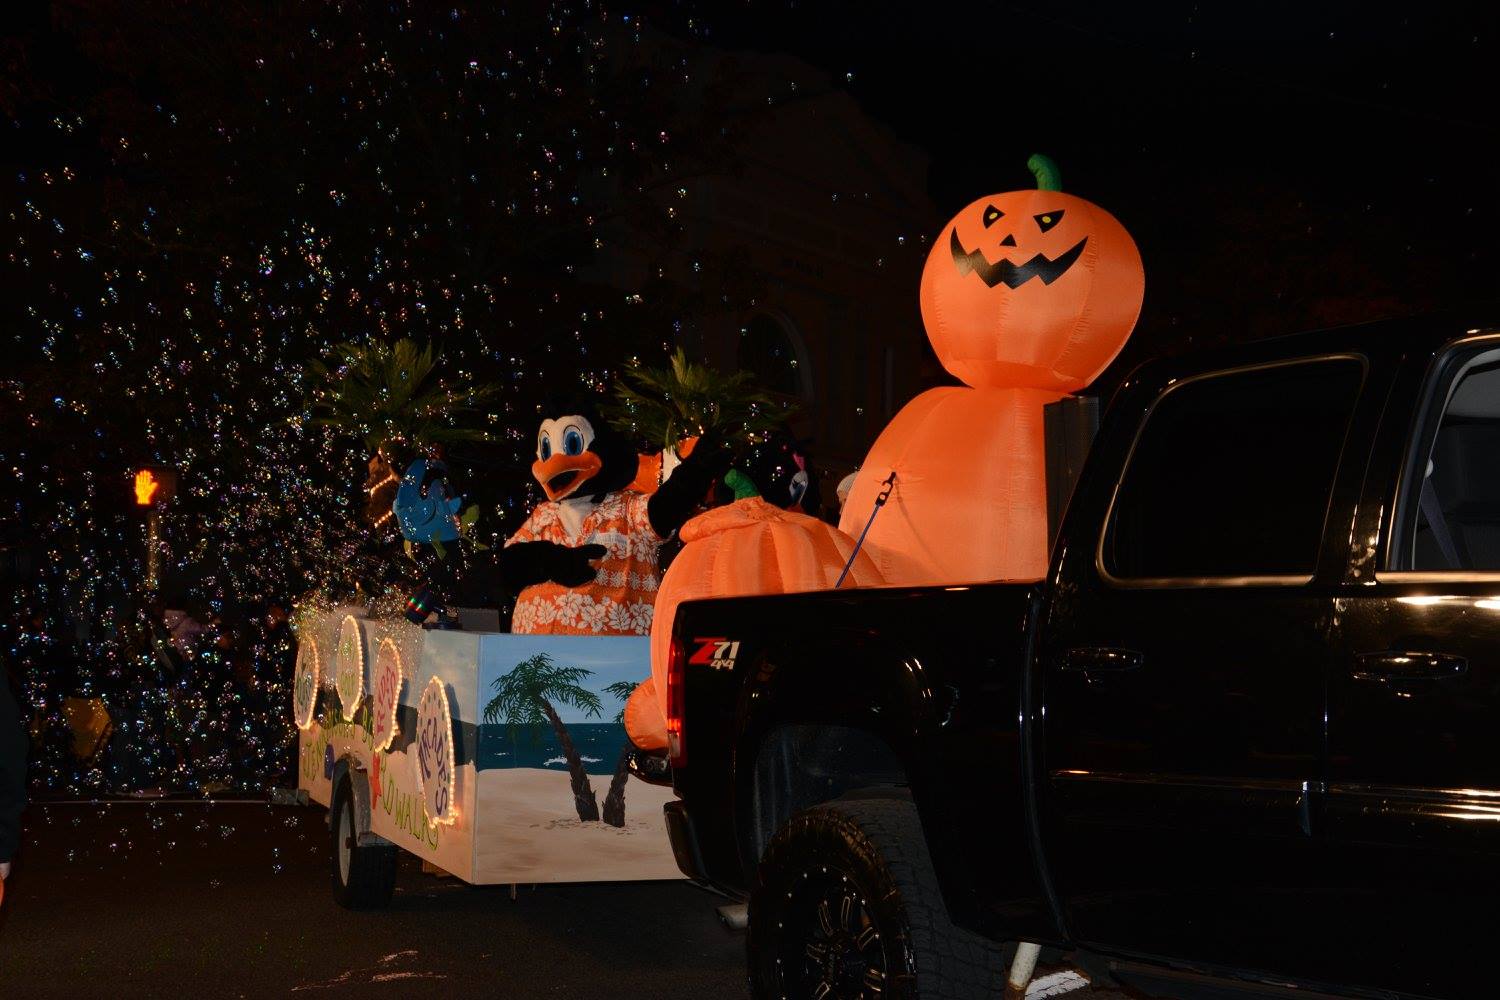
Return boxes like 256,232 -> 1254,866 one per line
1034,210 -> 1065,233
982,204 -> 1004,228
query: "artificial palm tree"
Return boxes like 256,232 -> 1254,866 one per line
303,337 -> 496,518
483,653 -> 603,822
605,347 -> 791,453
600,680 -> 639,828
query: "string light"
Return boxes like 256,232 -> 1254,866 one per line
292,635 -> 321,731
335,615 -> 366,722
414,676 -> 458,827
369,637 -> 403,752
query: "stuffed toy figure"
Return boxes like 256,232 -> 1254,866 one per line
392,457 -> 464,544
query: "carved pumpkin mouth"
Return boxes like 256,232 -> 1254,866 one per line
949,229 -> 1088,289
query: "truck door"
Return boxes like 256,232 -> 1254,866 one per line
1040,354 -> 1370,979
1323,334 -> 1500,999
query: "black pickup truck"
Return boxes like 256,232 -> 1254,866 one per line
662,317 -> 1500,1000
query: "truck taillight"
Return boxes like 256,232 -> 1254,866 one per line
666,635 -> 687,769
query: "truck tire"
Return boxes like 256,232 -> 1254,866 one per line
748,797 -> 1008,1000
330,775 -> 398,910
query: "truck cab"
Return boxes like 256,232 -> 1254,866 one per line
666,316 -> 1500,999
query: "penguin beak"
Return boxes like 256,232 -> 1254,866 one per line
533,452 -> 603,501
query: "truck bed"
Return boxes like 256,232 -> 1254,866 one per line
667,581 -> 1055,943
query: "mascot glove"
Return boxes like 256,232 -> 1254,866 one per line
648,434 -> 734,538
500,541 -> 607,590
549,542 -> 608,586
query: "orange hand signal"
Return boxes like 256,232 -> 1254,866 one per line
134,469 -> 160,506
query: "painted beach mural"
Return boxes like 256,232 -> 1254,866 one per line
295,612 -> 680,885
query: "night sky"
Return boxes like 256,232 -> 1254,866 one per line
692,3 -> 1500,373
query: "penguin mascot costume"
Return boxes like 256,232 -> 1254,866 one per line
499,394 -> 725,635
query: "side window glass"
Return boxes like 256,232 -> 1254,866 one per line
1104,359 -> 1364,581
1395,346 -> 1500,572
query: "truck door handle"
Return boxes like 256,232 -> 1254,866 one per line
1063,647 -> 1144,673
1352,650 -> 1467,682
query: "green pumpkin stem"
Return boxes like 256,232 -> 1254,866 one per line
723,468 -> 759,500
1027,153 -> 1062,192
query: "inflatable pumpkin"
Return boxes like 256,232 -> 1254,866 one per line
623,676 -> 668,753
624,497 -> 885,750
841,155 -> 1141,586
919,154 -> 1143,393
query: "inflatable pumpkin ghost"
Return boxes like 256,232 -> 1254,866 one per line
840,155 -> 1143,585
623,496 -> 885,752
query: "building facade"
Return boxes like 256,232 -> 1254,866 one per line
592,46 -> 946,513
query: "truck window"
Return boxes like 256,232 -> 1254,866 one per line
1390,343 -> 1500,572
1103,357 -> 1364,582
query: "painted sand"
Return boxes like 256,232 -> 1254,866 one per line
472,767 -> 681,885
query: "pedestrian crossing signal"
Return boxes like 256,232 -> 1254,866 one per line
133,466 -> 176,506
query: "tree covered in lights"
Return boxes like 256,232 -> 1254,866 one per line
0,1 -> 766,793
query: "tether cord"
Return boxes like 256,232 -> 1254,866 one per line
836,472 -> 897,588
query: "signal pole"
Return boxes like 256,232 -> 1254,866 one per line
133,467 -> 176,592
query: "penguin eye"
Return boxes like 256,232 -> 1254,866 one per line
562,427 -> 585,456
538,434 -> 552,461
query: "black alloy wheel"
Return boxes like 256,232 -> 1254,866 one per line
776,862 -> 895,998
749,797 -> 1007,1000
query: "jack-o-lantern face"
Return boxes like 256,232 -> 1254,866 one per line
949,203 -> 1087,289
919,157 -> 1143,393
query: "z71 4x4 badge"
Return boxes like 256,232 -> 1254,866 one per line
690,637 -> 742,671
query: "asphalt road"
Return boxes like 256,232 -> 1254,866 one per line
0,799 -> 746,998
0,800 -> 1136,999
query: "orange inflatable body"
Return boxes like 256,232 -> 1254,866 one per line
839,385 -> 1062,585
842,156 -> 1142,586
624,497 -> 885,750
623,677 -> 667,753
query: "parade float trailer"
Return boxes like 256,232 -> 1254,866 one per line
291,607 -> 679,907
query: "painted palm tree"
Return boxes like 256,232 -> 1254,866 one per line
483,653 -> 603,822
600,680 -> 639,828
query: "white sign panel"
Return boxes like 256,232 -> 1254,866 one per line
335,614 -> 365,721
415,676 -> 457,826
292,636 -> 321,731
369,637 -> 404,752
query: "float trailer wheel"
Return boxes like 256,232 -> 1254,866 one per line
330,774 -> 398,910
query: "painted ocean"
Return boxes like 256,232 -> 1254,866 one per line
476,722 -> 632,775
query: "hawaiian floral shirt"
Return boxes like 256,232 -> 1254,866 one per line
505,491 -> 661,635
